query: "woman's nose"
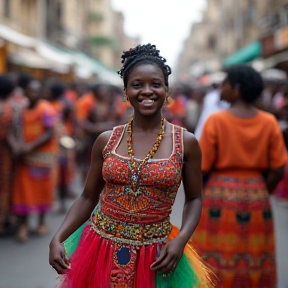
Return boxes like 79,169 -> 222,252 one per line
142,84 -> 153,94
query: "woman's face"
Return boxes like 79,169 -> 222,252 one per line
26,80 -> 42,104
220,77 -> 235,103
126,64 -> 167,117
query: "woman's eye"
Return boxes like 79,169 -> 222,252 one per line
133,83 -> 141,88
153,82 -> 161,88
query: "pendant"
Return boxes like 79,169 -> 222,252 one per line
132,173 -> 138,182
124,187 -> 141,196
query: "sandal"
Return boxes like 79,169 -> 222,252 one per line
37,223 -> 48,236
17,225 -> 28,242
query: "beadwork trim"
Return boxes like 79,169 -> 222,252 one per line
91,223 -> 169,246
91,210 -> 171,246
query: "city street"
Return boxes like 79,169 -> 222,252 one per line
0,180 -> 288,288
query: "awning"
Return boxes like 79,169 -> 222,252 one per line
8,48 -> 71,73
35,41 -> 74,66
261,50 -> 288,69
0,24 -> 35,48
8,49 -> 52,69
73,52 -> 121,85
223,42 -> 262,67
0,24 -> 121,82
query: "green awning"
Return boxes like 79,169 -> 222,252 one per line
223,42 -> 262,67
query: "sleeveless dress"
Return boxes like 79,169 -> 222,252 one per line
60,124 -> 215,288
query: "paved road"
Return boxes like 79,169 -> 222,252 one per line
0,181 -> 288,288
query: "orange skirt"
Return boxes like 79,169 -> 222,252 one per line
13,164 -> 54,215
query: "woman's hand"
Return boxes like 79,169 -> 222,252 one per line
49,239 -> 71,274
21,143 -> 34,155
150,237 -> 185,277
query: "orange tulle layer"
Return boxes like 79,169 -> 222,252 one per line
59,224 -> 216,288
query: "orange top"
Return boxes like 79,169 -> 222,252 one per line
75,92 -> 96,121
200,110 -> 287,175
23,100 -> 57,153
50,100 -> 65,115
65,90 -> 78,103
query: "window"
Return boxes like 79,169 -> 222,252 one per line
4,0 -> 10,17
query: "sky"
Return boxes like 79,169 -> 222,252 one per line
111,0 -> 207,70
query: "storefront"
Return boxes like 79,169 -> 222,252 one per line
0,23 -> 121,84
260,26 -> 288,74
0,39 -> 7,74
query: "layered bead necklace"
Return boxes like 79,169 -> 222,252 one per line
127,117 -> 165,193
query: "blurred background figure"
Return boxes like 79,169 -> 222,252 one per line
47,81 -> 77,214
75,84 -> 126,182
12,79 -> 58,242
0,75 -> 16,236
192,65 -> 287,287
272,83 -> 288,203
194,72 -> 229,140
164,83 -> 188,126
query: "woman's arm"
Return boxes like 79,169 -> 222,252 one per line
178,131 -> 203,243
151,131 -> 202,275
49,130 -> 111,274
22,127 -> 54,153
81,119 -> 118,135
266,166 -> 285,193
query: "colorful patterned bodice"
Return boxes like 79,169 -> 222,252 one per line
91,124 -> 184,246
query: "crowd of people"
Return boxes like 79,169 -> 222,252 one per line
0,43 -> 288,287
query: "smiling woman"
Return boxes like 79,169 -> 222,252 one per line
49,44 -> 216,288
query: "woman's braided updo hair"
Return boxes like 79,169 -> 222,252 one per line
118,43 -> 172,90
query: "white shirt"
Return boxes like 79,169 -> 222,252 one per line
194,89 -> 229,140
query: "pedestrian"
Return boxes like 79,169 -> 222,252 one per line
191,64 -> 287,287
49,44 -> 215,288
0,75 -> 16,236
48,81 -> 77,214
271,83 -> 288,203
194,79 -> 229,140
12,79 -> 58,242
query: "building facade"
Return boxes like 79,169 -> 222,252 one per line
176,0 -> 288,79
0,0 -> 136,76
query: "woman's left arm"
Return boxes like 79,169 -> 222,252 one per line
151,131 -> 202,275
178,131 -> 202,243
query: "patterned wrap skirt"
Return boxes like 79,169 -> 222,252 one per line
192,173 -> 276,288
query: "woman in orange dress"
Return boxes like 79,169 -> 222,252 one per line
13,79 -> 58,242
192,65 -> 287,288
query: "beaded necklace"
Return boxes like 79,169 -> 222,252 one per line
127,117 -> 165,193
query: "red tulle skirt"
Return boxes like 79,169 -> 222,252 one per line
58,224 -> 215,288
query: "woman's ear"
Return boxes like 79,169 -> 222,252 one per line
233,84 -> 241,99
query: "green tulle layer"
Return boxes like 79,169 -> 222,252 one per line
156,253 -> 200,288
63,223 -> 202,288
63,221 -> 89,258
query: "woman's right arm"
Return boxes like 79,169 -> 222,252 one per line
49,130 -> 111,273
266,116 -> 288,193
265,166 -> 285,193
